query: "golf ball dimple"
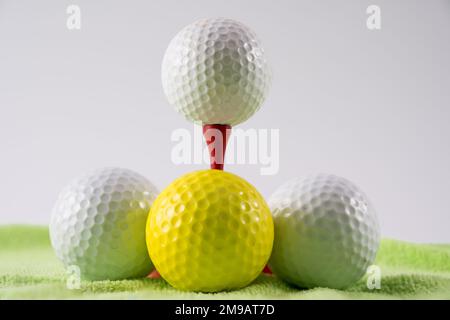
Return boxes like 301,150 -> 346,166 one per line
146,170 -> 274,292
49,167 -> 159,281
268,174 -> 380,289
162,18 -> 271,126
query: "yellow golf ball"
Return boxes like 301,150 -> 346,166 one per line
146,170 -> 274,292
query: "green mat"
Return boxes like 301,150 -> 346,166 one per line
0,225 -> 449,300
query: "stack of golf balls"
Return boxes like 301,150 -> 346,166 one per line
149,18 -> 275,292
49,17 -> 381,292
49,168 -> 380,290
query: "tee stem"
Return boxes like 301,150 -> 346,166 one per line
202,124 -> 231,170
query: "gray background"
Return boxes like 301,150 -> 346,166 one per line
1,0 -> 449,242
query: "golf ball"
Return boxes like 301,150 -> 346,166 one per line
268,174 -> 380,289
49,167 -> 159,281
146,170 -> 274,292
162,18 -> 271,126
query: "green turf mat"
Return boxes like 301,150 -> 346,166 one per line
0,225 -> 449,299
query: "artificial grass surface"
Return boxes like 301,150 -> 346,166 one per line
0,225 -> 449,299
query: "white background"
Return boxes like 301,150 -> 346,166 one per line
0,0 -> 449,242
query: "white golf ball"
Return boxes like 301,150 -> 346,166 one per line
268,174 -> 380,289
49,167 -> 159,281
162,18 -> 271,126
